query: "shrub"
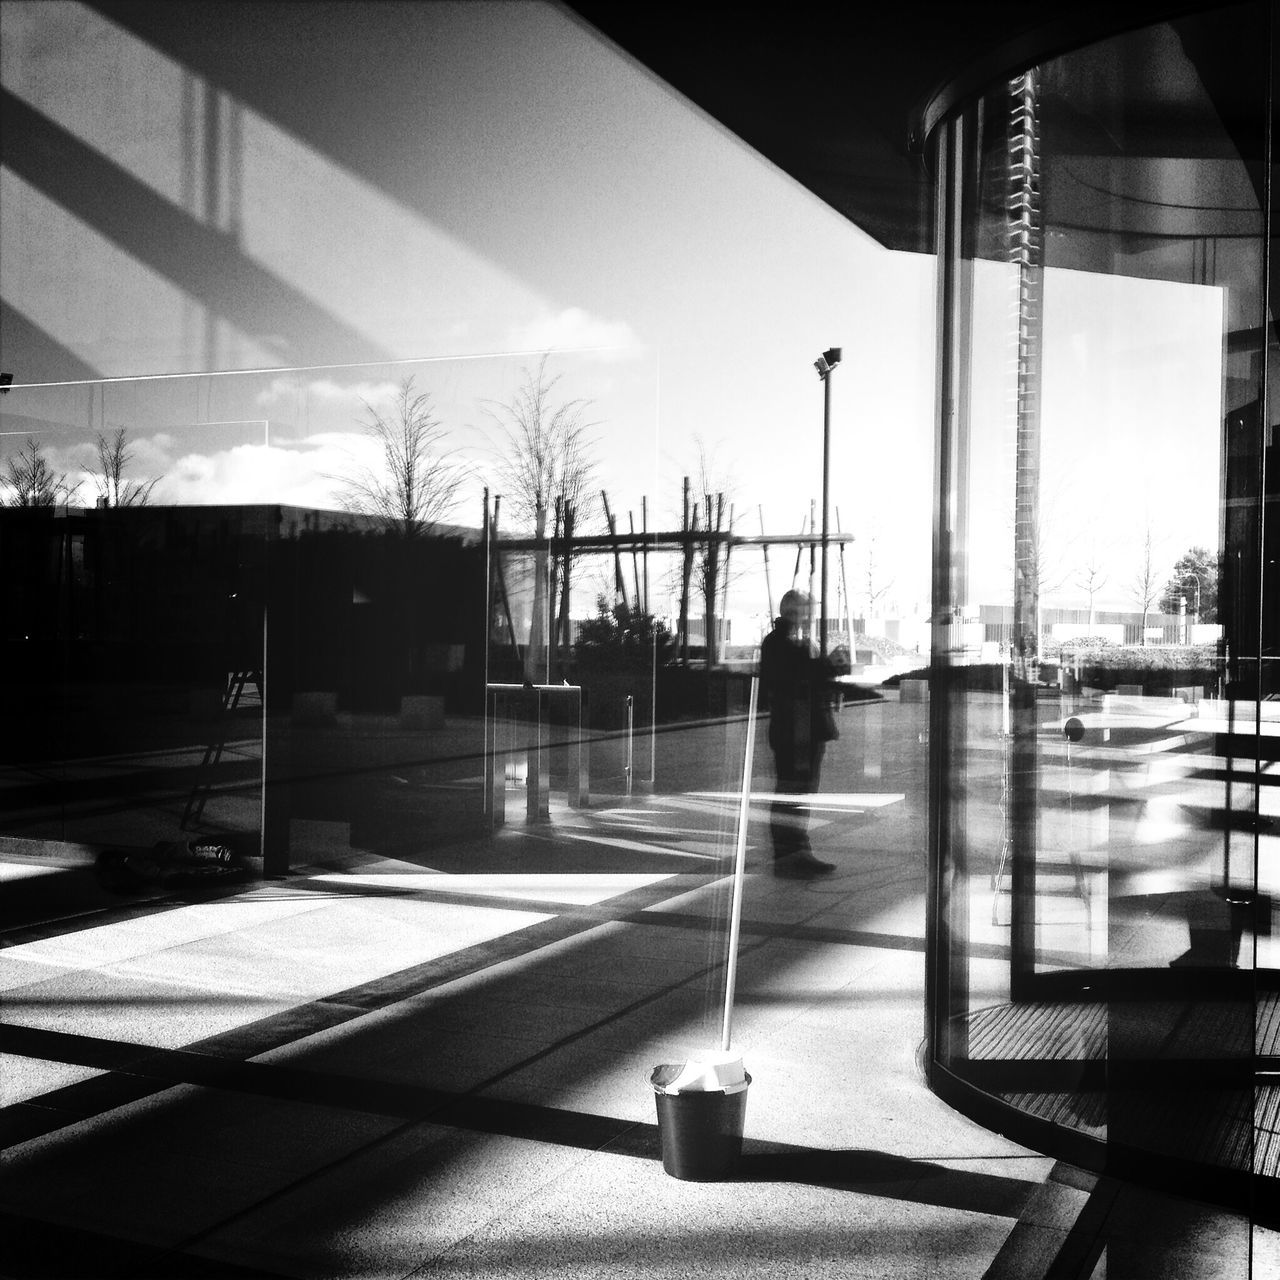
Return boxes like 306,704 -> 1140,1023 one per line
574,596 -> 674,669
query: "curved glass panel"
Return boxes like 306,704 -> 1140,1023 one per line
928,1 -> 1277,1217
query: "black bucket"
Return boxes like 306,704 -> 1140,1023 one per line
651,1073 -> 750,1180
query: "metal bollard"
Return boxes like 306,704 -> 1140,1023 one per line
625,695 -> 634,797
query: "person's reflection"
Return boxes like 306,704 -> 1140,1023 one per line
759,590 -> 838,878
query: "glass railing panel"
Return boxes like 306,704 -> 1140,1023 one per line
0,376 -> 270,877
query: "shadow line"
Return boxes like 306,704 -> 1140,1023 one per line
735,1144 -> 1038,1217
0,300 -> 104,384
0,1209 -> 293,1280
1,1021 -> 1040,1221
1,88 -> 390,367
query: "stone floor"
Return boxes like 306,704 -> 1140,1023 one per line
1,700 -> 1277,1279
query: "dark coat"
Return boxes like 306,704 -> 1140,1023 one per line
760,621 -> 836,759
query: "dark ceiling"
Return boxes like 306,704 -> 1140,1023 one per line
563,1 -> 1235,254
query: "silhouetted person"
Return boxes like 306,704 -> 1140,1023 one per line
759,589 -> 838,878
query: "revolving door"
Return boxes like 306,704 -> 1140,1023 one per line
922,1 -> 1278,1217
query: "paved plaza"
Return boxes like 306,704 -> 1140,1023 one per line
1,694 -> 1273,1278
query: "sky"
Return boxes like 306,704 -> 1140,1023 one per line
0,1 -> 1238,632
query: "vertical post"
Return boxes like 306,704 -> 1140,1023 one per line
928,106 -> 979,1076
807,499 -> 817,641
837,507 -> 854,650
820,368 -> 833,660
705,492 -> 719,667
260,524 -> 289,878
630,512 -> 641,609
549,496 -> 562,677
579,686 -> 591,807
483,488 -> 491,814
679,480 -> 695,667
644,495 -> 655,786
527,686 -> 550,822
720,501 -> 734,640
721,675 -> 760,1052
525,505 -> 543,683
556,500 -> 575,671
567,685 -> 585,808
545,510 -> 553,685
1008,67 -> 1045,998
641,495 -> 650,615
260,596 -> 289,876
602,490 -> 628,610
625,694 -> 634,797
487,686 -> 507,829
760,505 -> 774,621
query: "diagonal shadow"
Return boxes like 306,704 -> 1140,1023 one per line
2,1022 -> 1040,1223
1,88 -> 390,368
87,1 -> 555,298
0,300 -> 104,384
735,1145 -> 1035,1217
0,1209 -> 293,1280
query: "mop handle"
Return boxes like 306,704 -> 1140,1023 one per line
721,674 -> 760,1052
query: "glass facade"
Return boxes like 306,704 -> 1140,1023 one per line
7,2 -> 1277,1266
0,352 -> 671,875
926,1 -> 1277,1218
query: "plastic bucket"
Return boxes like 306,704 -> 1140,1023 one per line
651,1073 -> 750,1180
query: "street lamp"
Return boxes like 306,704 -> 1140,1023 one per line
814,347 -> 842,660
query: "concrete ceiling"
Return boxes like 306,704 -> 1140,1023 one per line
563,1 -> 1237,255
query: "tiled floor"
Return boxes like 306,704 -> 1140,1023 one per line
2,705 -> 1277,1278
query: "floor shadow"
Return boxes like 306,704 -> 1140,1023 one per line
735,1142 -> 1037,1218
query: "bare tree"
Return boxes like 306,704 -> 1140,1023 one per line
482,357 -> 601,680
1131,527 -> 1163,645
690,434 -> 745,656
482,355 -> 599,533
94,428 -> 160,507
1074,540 -> 1110,629
1025,512 -> 1073,600
4,438 -> 79,507
333,377 -> 466,536
863,536 -> 895,617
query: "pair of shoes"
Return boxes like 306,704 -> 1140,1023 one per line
772,853 -> 836,879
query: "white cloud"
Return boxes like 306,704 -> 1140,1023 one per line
156,441 -> 338,508
254,376 -> 402,409
253,376 -> 300,409
146,427 -> 477,512
310,378 -> 402,405
507,307 -> 642,360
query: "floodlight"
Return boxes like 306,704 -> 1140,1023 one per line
813,348 -> 842,380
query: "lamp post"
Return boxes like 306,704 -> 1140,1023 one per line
814,347 -> 842,660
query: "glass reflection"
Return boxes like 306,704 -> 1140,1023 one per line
0,344 -> 768,1057
928,2 -> 1276,1212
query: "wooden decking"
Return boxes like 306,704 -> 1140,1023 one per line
957,993 -> 1280,1180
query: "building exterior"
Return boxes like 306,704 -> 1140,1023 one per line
2,0 -> 1276,1251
